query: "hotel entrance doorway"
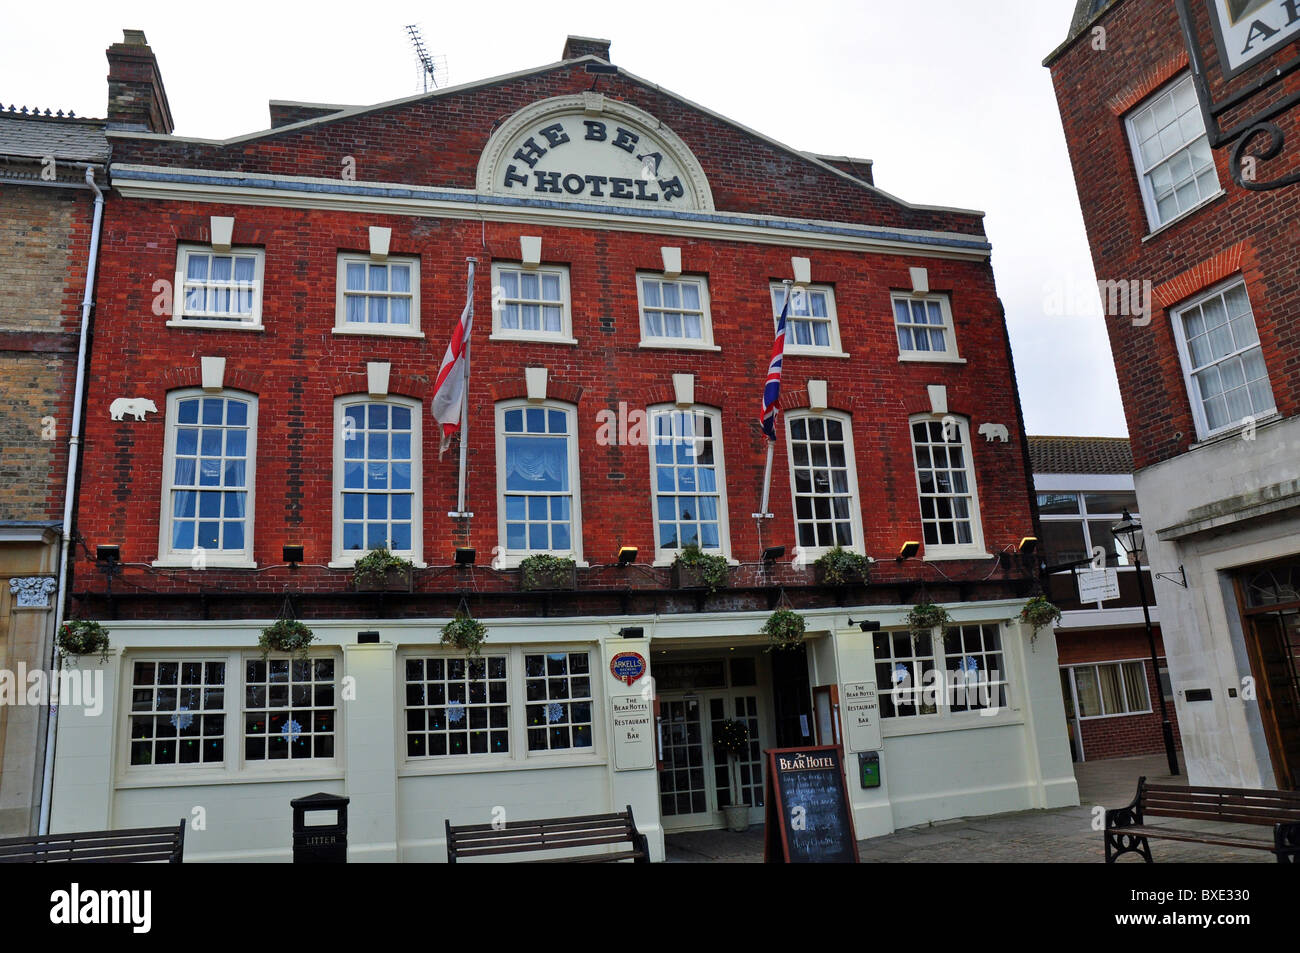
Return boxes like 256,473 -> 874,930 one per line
1238,559 -> 1300,790
655,652 -> 768,832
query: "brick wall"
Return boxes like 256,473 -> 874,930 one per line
71,203 -> 1033,615
0,186 -> 92,523
1048,0 -> 1300,470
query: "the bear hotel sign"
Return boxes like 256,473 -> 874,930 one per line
478,95 -> 714,210
1209,0 -> 1300,76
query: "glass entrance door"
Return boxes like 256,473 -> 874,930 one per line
709,694 -> 764,822
658,696 -> 710,829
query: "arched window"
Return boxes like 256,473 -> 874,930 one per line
332,395 -> 422,565
908,414 -> 986,558
783,410 -> 864,557
496,400 -> 582,564
157,389 -> 257,568
648,404 -> 731,562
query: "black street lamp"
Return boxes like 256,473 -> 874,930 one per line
1111,508 -> 1181,777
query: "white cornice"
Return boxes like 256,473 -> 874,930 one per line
109,164 -> 993,261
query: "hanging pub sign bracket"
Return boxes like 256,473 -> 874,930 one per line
1176,0 -> 1300,189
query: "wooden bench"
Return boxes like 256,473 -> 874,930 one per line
445,806 -> 650,863
0,821 -> 186,863
1105,776 -> 1300,863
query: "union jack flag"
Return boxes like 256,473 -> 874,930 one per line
760,286 -> 791,442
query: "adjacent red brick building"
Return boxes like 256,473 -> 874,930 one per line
1047,0 -> 1300,790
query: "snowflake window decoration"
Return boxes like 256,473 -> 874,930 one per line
170,706 -> 193,732
892,663 -> 911,685
447,703 -> 466,725
961,656 -> 980,675
282,718 -> 303,743
544,702 -> 565,724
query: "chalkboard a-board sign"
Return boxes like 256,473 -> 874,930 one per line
763,745 -> 859,863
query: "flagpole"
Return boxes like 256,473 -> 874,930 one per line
753,279 -> 793,521
454,257 -> 476,518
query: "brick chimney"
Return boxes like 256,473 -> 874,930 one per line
562,36 -> 612,61
106,29 -> 174,133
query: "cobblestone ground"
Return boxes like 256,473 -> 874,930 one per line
663,754 -> 1273,863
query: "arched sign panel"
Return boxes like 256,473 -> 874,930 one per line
477,94 -> 714,210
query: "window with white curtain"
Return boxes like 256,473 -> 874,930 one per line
497,402 -> 581,563
335,254 -> 419,335
649,406 -> 731,561
157,390 -> 257,568
910,415 -> 985,557
491,264 -> 572,342
770,283 -> 843,355
173,245 -> 264,327
784,411 -> 863,556
333,397 -> 421,564
637,275 -> 713,347
1171,279 -> 1275,439
1064,661 -> 1151,718
1125,73 -> 1220,230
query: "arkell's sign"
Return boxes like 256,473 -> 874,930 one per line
499,119 -> 687,203
1208,0 -> 1300,76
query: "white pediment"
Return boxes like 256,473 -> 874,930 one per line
477,95 -> 713,211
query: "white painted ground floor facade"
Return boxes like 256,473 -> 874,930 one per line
1135,414 -> 1300,791
49,599 -> 1078,861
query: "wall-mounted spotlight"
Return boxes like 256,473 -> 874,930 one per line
454,547 -> 476,566
847,618 -> 881,632
357,631 -> 380,645
96,545 -> 120,563
1018,537 -> 1038,555
282,544 -> 304,567
618,626 -> 644,639
761,545 -> 786,563
896,541 -> 920,563
617,546 -> 638,566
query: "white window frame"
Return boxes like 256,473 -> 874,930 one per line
770,283 -> 847,357
154,389 -> 258,569
118,648 -> 344,784
1062,659 -> 1153,720
1124,72 -> 1222,232
489,263 -> 575,344
635,273 -> 717,350
891,292 -> 962,363
647,404 -> 733,565
330,395 -> 424,568
1169,278 -> 1276,441
783,409 -> 866,560
909,414 -> 987,560
399,643 -> 604,773
873,622 -> 1015,725
495,400 -> 585,567
333,253 -> 421,338
171,244 -> 265,330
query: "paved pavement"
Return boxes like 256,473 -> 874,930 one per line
663,754 -> 1273,862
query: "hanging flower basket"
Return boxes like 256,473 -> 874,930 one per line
1019,596 -> 1063,642
353,548 -> 414,592
906,602 -> 950,637
259,619 -> 316,660
56,619 -> 111,663
813,545 -> 871,586
518,555 -> 576,591
671,544 -> 730,593
763,608 -> 807,652
441,614 -> 488,657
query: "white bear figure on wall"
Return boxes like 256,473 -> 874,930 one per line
977,422 -> 1010,443
109,398 -> 158,422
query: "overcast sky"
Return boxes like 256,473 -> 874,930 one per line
2,0 -> 1122,437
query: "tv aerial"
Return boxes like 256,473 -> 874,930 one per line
405,24 -> 448,93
